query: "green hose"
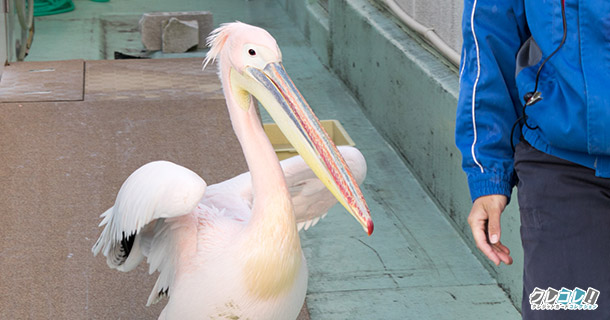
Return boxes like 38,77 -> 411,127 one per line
33,0 -> 74,16
34,0 -> 109,16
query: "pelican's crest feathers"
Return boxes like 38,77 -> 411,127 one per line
203,21 -> 245,71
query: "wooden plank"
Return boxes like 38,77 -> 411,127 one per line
84,58 -> 223,101
0,60 -> 84,102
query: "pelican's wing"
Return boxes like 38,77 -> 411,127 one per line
92,161 -> 206,304
283,146 -> 367,231
201,146 -> 366,232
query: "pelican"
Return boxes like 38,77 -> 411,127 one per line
92,22 -> 373,319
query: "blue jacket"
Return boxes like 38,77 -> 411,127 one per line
456,0 -> 610,201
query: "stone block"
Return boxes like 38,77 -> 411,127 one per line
139,11 -> 213,51
162,18 -> 199,53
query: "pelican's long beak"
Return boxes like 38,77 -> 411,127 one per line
235,62 -> 373,235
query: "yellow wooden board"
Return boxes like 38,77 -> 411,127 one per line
264,120 -> 355,160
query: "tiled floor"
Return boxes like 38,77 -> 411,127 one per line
8,0 -> 521,318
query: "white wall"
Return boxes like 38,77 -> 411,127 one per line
380,0 -> 463,53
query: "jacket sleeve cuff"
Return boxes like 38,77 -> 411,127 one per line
467,173 -> 515,202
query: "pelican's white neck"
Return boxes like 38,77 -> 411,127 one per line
223,75 -> 289,208
221,66 -> 302,300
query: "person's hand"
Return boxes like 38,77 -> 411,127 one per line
467,194 -> 513,266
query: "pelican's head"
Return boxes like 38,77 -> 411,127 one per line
203,22 -> 373,235
203,22 -> 281,80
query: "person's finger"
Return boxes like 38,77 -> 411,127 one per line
494,242 -> 511,255
469,195 -> 510,266
492,242 -> 513,265
470,218 -> 500,265
486,204 -> 502,245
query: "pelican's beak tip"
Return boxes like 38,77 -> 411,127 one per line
367,219 -> 374,236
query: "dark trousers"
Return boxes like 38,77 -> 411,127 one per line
515,141 -> 610,319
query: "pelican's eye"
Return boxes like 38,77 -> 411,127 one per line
248,49 -> 256,56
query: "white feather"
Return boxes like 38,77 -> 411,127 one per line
91,161 -> 206,296
92,147 -> 366,309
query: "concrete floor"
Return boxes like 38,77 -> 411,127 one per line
3,0 -> 521,318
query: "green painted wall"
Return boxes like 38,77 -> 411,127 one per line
277,0 -> 524,311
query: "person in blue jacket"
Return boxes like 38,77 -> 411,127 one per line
456,0 -> 610,318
